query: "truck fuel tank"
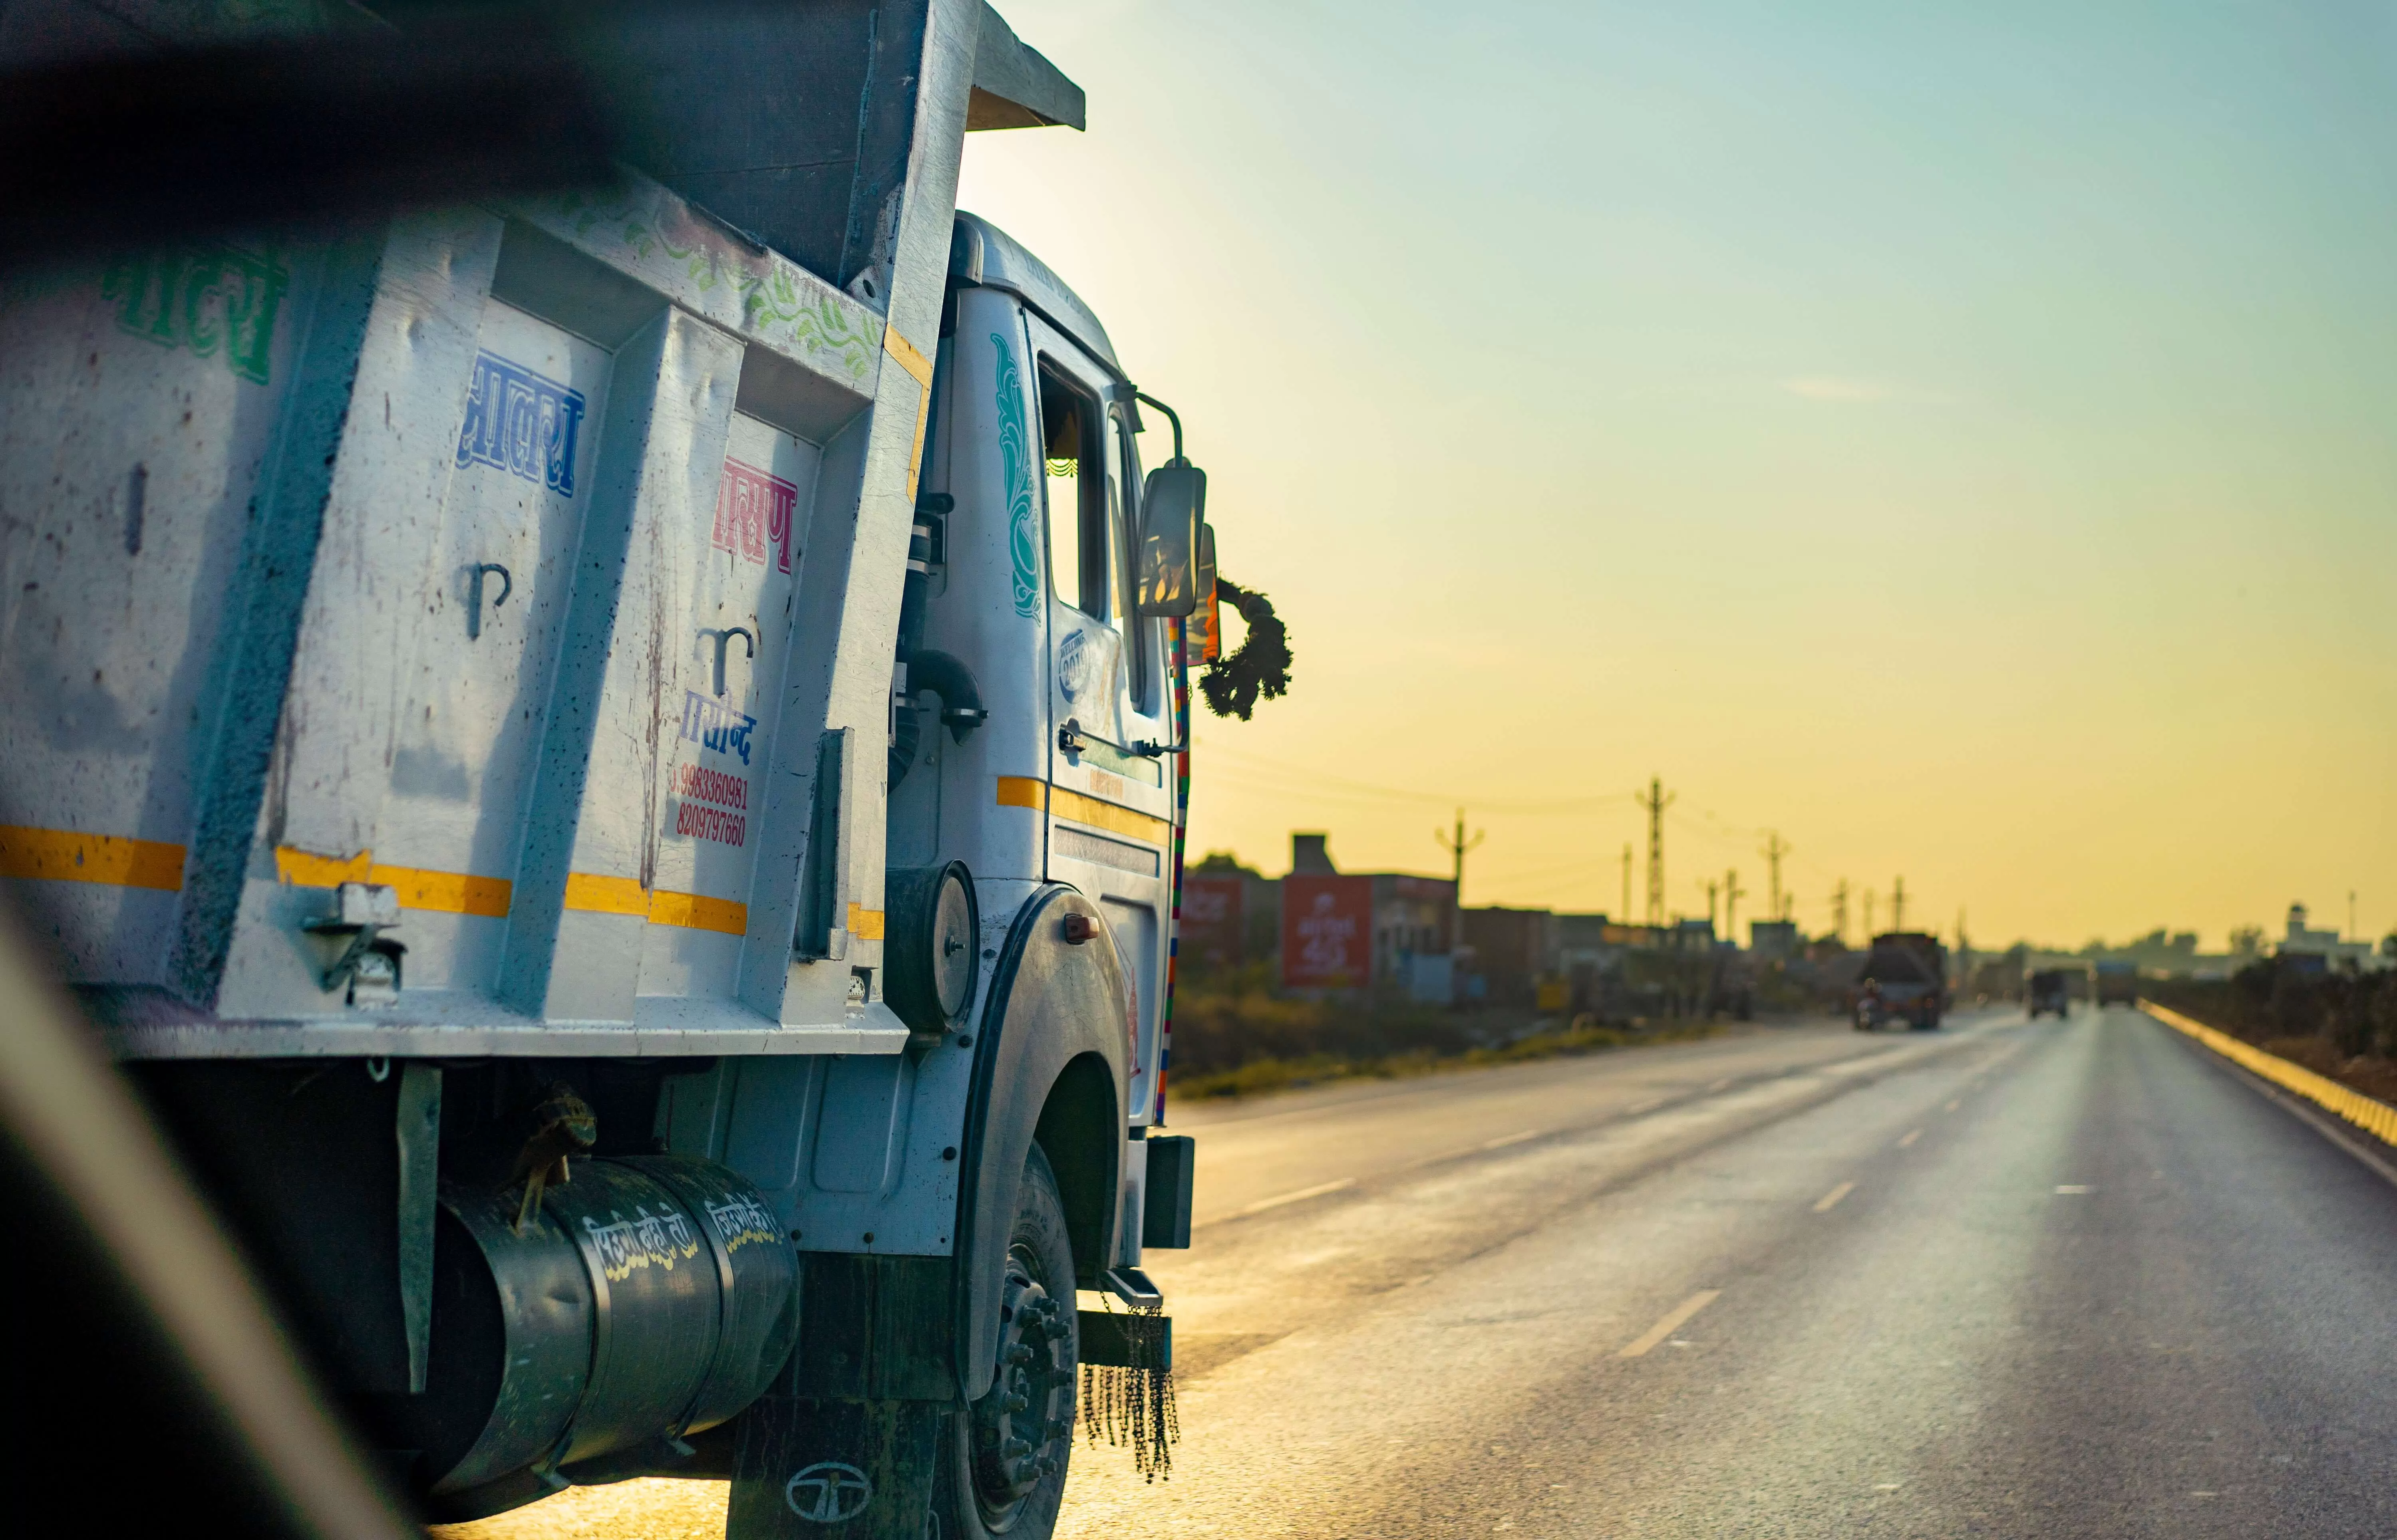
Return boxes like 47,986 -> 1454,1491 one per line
396,1155 -> 797,1517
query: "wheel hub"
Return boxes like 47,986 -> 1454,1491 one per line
969,1258 -> 1073,1525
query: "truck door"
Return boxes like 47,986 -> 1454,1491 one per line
1028,318 -> 1174,1123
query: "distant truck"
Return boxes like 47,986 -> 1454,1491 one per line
2027,969 -> 2072,1018
1851,932 -> 1948,1030
2095,961 -> 2140,1008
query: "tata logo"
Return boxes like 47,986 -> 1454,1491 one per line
1057,628 -> 1090,702
785,1461 -> 873,1523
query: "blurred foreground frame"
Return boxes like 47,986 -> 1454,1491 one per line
0,4 -> 616,1527
0,886 -> 415,1538
0,0 -> 629,270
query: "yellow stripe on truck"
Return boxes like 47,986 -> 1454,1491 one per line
2145,999 -> 2397,1149
994,776 -> 1170,845
884,324 -> 935,500
564,872 -> 749,936
272,850 -> 749,935
0,824 -> 186,891
274,846 -> 512,917
648,889 -> 749,937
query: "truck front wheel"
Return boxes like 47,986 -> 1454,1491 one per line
947,1143 -> 1079,1538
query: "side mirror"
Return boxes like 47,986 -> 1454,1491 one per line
1135,462 -> 1204,617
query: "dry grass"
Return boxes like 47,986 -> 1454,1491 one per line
1167,1015 -> 1727,1102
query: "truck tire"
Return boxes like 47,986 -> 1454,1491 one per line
945,1143 -> 1078,1540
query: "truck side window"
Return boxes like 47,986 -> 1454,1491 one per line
1039,362 -> 1107,619
1108,409 -> 1155,712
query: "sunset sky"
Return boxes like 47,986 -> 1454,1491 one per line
957,0 -> 2397,951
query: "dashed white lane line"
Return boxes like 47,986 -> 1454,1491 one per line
1620,1289 -> 1723,1357
1481,1129 -> 1540,1151
1232,1177 -> 1356,1217
2055,1185 -> 2093,1195
1897,1127 -> 1923,1148
1813,1181 -> 1856,1212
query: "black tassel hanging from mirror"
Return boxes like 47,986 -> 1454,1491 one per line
1079,1296 -> 1179,1481
1199,577 -> 1292,721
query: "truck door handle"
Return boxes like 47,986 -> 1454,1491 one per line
703,627 -> 755,697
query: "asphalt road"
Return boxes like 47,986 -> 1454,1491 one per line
444,1006 -> 2397,1538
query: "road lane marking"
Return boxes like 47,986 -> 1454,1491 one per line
1481,1129 -> 1540,1151
1618,1289 -> 1721,1357
2054,1185 -> 2093,1194
1627,1097 -> 1667,1114
1897,1127 -> 1923,1147
1707,1077 -> 1734,1092
1233,1177 -> 1356,1217
1813,1181 -> 1856,1212
1944,1099 -> 1960,1112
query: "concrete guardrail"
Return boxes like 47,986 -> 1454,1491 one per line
2141,999 -> 2397,1151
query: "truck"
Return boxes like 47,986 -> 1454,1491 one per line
2094,961 -> 2139,1008
0,4 -> 1247,1535
1851,932 -> 1948,1030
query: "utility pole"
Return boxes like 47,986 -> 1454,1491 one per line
2350,890 -> 2358,941
1831,879 -> 1849,946
1891,876 -> 1907,933
1434,808 -> 1484,905
1620,843 -> 1633,923
1636,777 -> 1675,927
1760,832 -> 1791,922
1863,888 -> 1877,938
1704,879 -> 1719,933
1725,867 -> 1746,947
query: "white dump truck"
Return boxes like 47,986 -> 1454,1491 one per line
0,3 -> 1242,1534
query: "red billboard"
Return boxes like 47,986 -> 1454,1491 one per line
1281,875 -> 1373,989
1180,875 -> 1245,967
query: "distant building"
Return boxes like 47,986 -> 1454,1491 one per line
1182,855 -> 1280,969
1275,834 -> 1457,996
1555,912 -> 1614,955
2278,903 -> 2379,971
1749,919 -> 1799,962
1460,906 -> 1557,1005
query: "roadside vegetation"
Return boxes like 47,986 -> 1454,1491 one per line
2147,963 -> 2397,1105
1164,963 -> 1728,1101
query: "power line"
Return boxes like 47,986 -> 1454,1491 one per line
1199,745 -> 1636,813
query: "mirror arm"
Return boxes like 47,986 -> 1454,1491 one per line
1134,390 -> 1185,464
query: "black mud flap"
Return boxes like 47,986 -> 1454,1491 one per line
729,1399 -> 947,1538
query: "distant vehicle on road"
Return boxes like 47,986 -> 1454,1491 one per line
1851,932 -> 1948,1030
2095,961 -> 2140,1008
2027,969 -> 2072,1018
